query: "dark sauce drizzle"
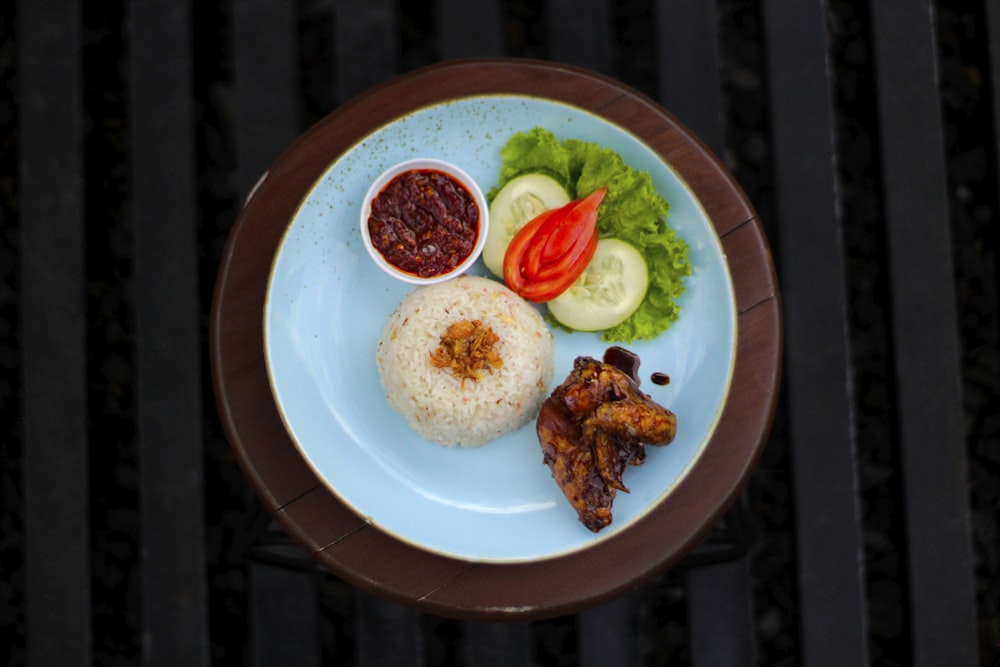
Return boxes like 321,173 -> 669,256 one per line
602,345 -> 671,387
602,346 -> 641,384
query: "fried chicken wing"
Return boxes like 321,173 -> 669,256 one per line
537,397 -> 614,531
583,397 -> 677,445
536,355 -> 677,532
592,429 -> 628,493
556,356 -> 633,416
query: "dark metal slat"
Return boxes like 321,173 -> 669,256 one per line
687,560 -> 755,666
438,0 -> 503,58
128,0 -> 209,664
656,2 -> 756,663
991,0 -> 1000,183
355,592 -> 424,667
234,0 -> 301,199
333,0 -> 397,102
18,0 -> 91,663
578,592 -> 641,667
654,0 -> 725,154
462,620 -> 533,667
868,2 -> 978,665
249,562 -> 321,667
762,1 -> 869,665
231,8 -> 323,662
546,0 -> 612,74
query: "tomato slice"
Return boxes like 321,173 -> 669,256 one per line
540,215 -> 586,265
502,187 -> 607,302
502,208 -> 560,293
549,220 -> 599,275
521,209 -> 567,280
516,235 -> 598,301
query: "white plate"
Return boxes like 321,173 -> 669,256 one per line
264,95 -> 736,563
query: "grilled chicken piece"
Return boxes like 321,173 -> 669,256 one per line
583,397 -> 677,446
537,397 -> 614,531
556,356 -> 634,416
537,356 -> 676,532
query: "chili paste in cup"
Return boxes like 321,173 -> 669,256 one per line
361,158 -> 489,285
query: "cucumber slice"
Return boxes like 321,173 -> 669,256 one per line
483,173 -> 571,277
548,238 -> 649,331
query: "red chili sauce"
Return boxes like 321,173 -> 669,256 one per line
367,169 -> 480,278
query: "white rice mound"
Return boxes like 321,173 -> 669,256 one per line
376,275 -> 555,447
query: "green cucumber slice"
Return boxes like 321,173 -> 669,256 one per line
483,173 -> 571,277
548,238 -> 649,331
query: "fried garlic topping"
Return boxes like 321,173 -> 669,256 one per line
430,319 -> 503,387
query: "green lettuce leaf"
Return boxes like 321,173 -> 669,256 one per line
490,127 -> 574,194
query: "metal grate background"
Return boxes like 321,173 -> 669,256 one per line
2,1 -> 998,665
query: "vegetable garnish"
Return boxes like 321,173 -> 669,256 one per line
503,187 -> 606,303
490,127 -> 691,342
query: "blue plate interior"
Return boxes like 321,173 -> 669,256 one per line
264,95 -> 736,563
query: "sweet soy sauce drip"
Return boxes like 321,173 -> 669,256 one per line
603,346 -> 640,383
602,345 -> 670,387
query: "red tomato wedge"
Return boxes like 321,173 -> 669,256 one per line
502,186 -> 607,302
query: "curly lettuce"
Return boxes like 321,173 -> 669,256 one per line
490,127 -> 691,342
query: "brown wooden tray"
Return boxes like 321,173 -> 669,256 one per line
210,58 -> 782,621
